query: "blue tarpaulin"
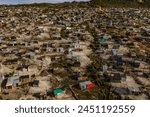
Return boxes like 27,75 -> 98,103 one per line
117,60 -> 126,63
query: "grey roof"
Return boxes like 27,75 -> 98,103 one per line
6,76 -> 20,87
0,36 -> 5,40
128,86 -> 141,92
79,81 -> 92,86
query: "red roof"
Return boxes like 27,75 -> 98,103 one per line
86,83 -> 94,88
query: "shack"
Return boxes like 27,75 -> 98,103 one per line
79,81 -> 94,90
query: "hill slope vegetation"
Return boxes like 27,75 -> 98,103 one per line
90,0 -> 150,7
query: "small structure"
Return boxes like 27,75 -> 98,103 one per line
29,80 -> 39,87
101,65 -> 108,71
72,61 -> 81,67
116,59 -> 126,66
53,88 -> 65,98
5,74 -> 34,89
99,38 -> 108,43
113,87 -> 129,95
110,73 -> 126,82
129,51 -> 137,58
72,41 -> 81,49
0,36 -> 5,41
6,76 -> 20,89
64,48 -> 73,55
71,55 -> 79,61
70,72 -> 81,80
79,81 -> 94,90
46,47 -> 53,52
112,44 -> 120,50
16,65 -> 29,71
129,60 -> 141,68
56,47 -> 64,53
128,86 -> 141,95
25,52 -> 36,59
111,49 -> 118,55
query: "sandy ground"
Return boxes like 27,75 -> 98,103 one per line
128,93 -> 149,100
126,75 -> 140,87
139,62 -> 149,69
73,41 -> 92,68
42,56 -> 51,67
137,77 -> 150,87
28,76 -> 50,94
118,46 -> 129,54
0,65 -> 13,74
19,95 -> 36,100
37,32 -> 50,39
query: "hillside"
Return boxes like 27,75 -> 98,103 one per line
90,0 -> 150,7
1,0 -> 149,8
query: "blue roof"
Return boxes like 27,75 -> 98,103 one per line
117,60 -> 126,63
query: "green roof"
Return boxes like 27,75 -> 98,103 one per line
53,88 -> 64,95
72,56 -> 78,58
99,38 -> 108,42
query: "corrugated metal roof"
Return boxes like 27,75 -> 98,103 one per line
6,76 -> 20,86
53,88 -> 64,95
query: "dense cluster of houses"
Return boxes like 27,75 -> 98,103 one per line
0,5 -> 149,99
89,8 -> 150,99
